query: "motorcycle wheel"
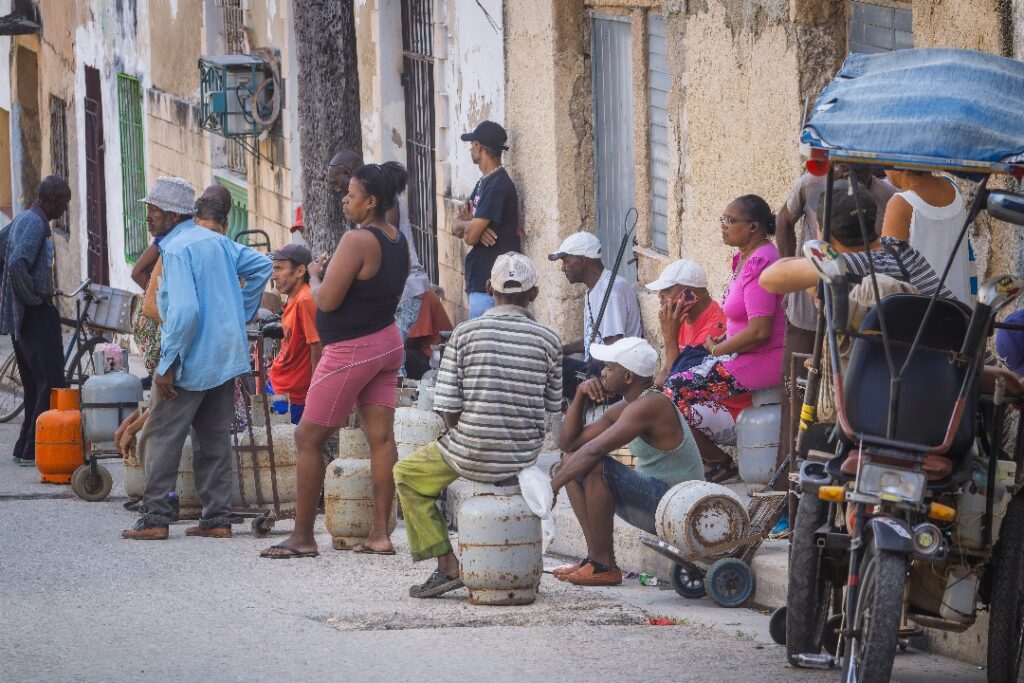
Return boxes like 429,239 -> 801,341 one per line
842,544 -> 907,683
786,492 -> 832,664
987,493 -> 1024,683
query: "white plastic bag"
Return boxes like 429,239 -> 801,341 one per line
518,465 -> 556,552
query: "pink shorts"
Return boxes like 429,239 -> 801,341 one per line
302,324 -> 404,428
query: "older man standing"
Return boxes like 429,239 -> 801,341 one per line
0,176 -> 71,466
122,177 -> 272,540
549,231 -> 642,400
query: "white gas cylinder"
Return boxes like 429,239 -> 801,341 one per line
655,480 -> 750,558
324,458 -> 397,550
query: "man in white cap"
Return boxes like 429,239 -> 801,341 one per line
394,252 -> 562,598
645,259 -> 726,382
549,337 -> 704,586
123,176 -> 273,541
549,231 -> 642,399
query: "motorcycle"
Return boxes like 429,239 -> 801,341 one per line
782,48 -> 1024,683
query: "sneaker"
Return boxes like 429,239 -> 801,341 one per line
409,570 -> 464,598
552,559 -> 589,581
121,519 -> 169,540
565,563 -> 622,586
185,525 -> 232,538
769,513 -> 790,538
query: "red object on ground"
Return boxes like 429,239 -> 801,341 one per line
648,617 -> 676,626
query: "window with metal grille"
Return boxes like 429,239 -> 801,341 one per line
219,0 -> 248,175
49,95 -> 69,234
648,13 -> 669,253
848,1 -> 912,54
117,74 -> 147,264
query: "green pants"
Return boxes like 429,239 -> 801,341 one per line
393,442 -> 460,562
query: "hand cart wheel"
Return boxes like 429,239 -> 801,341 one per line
769,607 -> 787,645
71,464 -> 113,502
670,561 -> 707,599
706,557 -> 755,608
251,513 -> 275,537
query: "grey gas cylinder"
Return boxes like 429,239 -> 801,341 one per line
81,371 -> 143,444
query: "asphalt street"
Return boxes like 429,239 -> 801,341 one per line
0,413 -> 991,682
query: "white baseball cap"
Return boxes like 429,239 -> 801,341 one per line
490,252 -> 539,293
645,259 -> 708,291
548,232 -> 602,261
589,337 -> 659,377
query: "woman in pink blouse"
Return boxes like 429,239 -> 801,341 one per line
663,194 -> 785,481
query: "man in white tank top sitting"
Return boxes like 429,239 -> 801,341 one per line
549,338 -> 704,587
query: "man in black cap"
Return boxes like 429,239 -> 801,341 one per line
267,243 -> 321,424
452,120 -> 521,319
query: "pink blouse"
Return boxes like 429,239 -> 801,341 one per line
721,242 -> 785,391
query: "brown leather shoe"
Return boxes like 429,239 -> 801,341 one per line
552,559 -> 588,580
565,563 -> 622,586
121,525 -> 169,540
185,526 -> 232,538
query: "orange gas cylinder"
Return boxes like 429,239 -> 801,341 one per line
35,389 -> 84,484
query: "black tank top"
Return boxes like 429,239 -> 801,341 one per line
316,226 -> 410,345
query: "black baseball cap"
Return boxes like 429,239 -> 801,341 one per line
460,120 -> 509,151
817,180 -> 877,243
269,243 -> 313,266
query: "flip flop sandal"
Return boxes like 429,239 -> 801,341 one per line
705,459 -> 739,484
352,542 -> 396,556
260,542 -> 320,559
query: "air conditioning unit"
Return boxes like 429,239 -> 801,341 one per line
198,52 -> 282,139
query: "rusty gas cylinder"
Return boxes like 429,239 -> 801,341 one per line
655,480 -> 749,559
394,407 -> 444,460
35,389 -> 84,484
457,481 -> 542,606
324,458 -> 397,550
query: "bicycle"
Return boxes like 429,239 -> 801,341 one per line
0,279 -> 129,422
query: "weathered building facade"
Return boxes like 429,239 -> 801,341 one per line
2,0 -> 300,297
1,0 -> 1022,345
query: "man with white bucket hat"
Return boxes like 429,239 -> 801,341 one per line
549,337 -> 703,586
123,176 -> 272,541
549,231 -> 642,400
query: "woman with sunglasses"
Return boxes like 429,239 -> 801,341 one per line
662,195 -> 785,482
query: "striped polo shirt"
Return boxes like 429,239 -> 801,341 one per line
841,237 -> 958,302
433,305 -> 563,483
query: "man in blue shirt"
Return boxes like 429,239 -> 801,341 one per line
123,177 -> 272,540
0,176 -> 71,465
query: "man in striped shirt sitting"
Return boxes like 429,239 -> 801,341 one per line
394,252 -> 563,599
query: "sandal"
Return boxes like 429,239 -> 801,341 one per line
260,543 -> 319,559
705,459 -> 739,484
352,541 -> 396,556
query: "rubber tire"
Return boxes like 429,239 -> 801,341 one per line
786,492 -> 832,663
706,557 -> 755,608
987,493 -> 1024,683
65,336 -> 109,388
769,606 -> 787,645
842,545 -> 908,683
71,464 -> 113,502
0,351 -> 24,423
670,561 -> 707,600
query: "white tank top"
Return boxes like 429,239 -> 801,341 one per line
899,179 -> 971,305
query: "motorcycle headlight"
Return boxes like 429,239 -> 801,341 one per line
857,463 -> 925,504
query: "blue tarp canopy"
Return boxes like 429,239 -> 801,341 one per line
801,48 -> 1024,174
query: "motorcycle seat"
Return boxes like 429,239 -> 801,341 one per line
843,294 -> 976,465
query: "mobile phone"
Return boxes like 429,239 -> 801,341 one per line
683,288 -> 696,302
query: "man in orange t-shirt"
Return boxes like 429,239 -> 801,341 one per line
268,244 -> 322,424
648,259 -> 751,417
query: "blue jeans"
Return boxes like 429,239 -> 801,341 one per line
599,457 -> 672,535
467,292 -> 495,319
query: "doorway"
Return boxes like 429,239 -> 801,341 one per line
591,14 -> 636,281
84,66 -> 110,286
401,0 -> 439,284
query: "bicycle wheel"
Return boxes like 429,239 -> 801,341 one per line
65,336 -> 109,388
0,351 -> 24,422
